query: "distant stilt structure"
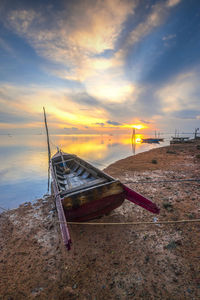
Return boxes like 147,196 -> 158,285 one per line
132,128 -> 136,155
194,128 -> 199,139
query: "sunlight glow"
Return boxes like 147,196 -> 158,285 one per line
122,124 -> 147,130
133,124 -> 144,130
120,134 -> 143,145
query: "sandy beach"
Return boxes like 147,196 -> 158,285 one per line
0,141 -> 200,299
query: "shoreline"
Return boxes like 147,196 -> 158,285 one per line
0,141 -> 200,299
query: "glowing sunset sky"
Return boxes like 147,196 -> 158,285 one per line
0,0 -> 200,134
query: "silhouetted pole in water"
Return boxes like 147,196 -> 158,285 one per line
132,128 -> 136,155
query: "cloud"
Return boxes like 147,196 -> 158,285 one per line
162,34 -> 176,41
0,37 -> 15,56
7,9 -> 39,33
71,92 -> 99,106
0,83 -> 108,132
2,0 -> 197,134
64,127 -> 78,130
116,0 -> 182,62
140,119 -> 151,124
106,120 -> 122,126
84,68 -> 136,103
95,122 -> 105,127
117,3 -> 166,57
64,127 -> 79,133
0,110 -> 39,124
167,0 -> 182,7
171,110 -> 200,120
62,0 -> 135,54
2,0 -> 136,81
0,0 -> 184,103
156,69 -> 200,117
67,87 -> 141,124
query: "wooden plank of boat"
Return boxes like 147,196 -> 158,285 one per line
62,180 -> 123,210
65,191 -> 125,222
61,178 -> 108,196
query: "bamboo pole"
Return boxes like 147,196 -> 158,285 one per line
132,128 -> 136,155
43,107 -> 51,192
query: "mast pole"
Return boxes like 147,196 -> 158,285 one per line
43,107 -> 51,164
43,107 -> 51,192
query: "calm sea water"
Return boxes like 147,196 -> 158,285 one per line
0,133 -> 173,210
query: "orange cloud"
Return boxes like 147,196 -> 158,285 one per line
6,0 -> 136,82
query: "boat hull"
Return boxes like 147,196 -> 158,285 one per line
51,151 -> 124,221
64,192 -> 125,222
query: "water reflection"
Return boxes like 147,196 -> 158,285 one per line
0,133 -> 169,210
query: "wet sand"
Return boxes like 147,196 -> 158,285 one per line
0,141 -> 200,299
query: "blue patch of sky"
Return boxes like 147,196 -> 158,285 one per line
0,0 -> 84,88
0,25 -> 82,89
135,0 -> 200,85
2,0 -> 64,13
114,0 -> 149,52
114,0 -> 159,52
124,30 -> 165,83
91,49 -> 115,59
0,26 -> 44,81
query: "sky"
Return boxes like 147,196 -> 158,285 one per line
0,0 -> 200,135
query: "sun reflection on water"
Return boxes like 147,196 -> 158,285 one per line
0,133 -> 147,184
0,133 -> 168,208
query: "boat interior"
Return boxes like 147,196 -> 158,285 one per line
52,155 -> 113,196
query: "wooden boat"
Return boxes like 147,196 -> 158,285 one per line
170,137 -> 193,144
141,138 -> 160,144
51,149 -> 160,250
43,108 -> 160,250
51,150 -> 125,222
141,131 -> 164,143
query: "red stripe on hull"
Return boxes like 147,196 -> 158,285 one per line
64,192 -> 125,222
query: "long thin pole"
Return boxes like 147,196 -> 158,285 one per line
132,128 -> 136,155
43,107 -> 51,192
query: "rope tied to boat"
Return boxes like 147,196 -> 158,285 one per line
57,219 -> 200,225
124,179 -> 200,184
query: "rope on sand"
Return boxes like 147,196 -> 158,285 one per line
124,179 -> 200,184
57,219 -> 200,225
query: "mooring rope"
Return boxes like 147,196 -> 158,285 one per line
57,219 -> 200,226
124,179 -> 200,184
